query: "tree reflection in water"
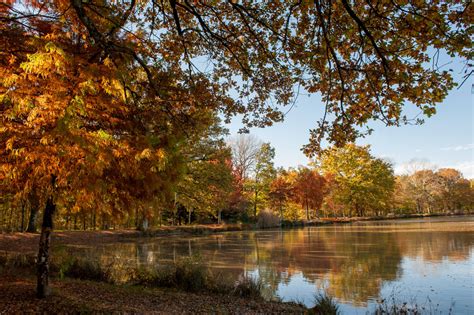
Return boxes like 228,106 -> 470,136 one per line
61,216 -> 474,312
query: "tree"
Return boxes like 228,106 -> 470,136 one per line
246,143 -> 276,220
269,171 -> 293,221
0,1 -> 218,296
406,170 -> 442,214
319,144 -> 395,217
291,167 -> 327,220
229,134 -> 262,181
436,168 -> 467,212
176,118 -> 234,224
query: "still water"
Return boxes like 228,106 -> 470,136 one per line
65,216 -> 474,314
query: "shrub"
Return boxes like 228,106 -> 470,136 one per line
174,255 -> 209,292
0,252 -> 35,271
61,258 -> 109,282
256,209 -> 280,229
134,255 -> 211,292
233,274 -> 263,298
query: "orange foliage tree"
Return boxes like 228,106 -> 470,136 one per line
291,167 -> 327,220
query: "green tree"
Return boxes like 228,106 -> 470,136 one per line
176,118 -> 234,224
319,144 -> 395,217
247,143 -> 276,220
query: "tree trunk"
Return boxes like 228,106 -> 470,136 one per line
20,201 -> 26,232
305,200 -> 309,221
65,210 -> 70,230
188,208 -> 192,225
26,207 -> 38,233
27,189 -> 40,233
73,214 -> 78,230
36,195 -> 56,298
254,191 -> 258,221
279,202 -> 283,224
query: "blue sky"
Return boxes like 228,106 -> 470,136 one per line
226,59 -> 473,178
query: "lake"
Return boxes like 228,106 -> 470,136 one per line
63,216 -> 474,314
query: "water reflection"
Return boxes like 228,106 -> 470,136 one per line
62,216 -> 474,314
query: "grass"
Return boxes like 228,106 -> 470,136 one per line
310,294 -> 340,315
232,274 -> 264,298
371,295 -> 456,315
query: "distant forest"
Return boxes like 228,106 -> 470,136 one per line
2,134 -> 472,232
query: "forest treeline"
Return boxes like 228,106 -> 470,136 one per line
2,133 -> 472,232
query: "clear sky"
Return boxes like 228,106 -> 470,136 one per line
226,58 -> 473,178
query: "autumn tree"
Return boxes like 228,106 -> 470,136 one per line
291,167 -> 327,220
1,1 -> 222,297
319,144 -> 395,217
406,170 -> 442,214
436,168 -> 471,212
269,171 -> 293,221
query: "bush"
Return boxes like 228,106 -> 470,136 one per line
256,209 -> 280,229
61,258 -> 109,282
233,274 -> 263,298
174,255 -> 209,292
0,252 -> 36,271
134,255 -> 212,292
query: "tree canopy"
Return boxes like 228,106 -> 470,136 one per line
319,144 -> 395,217
2,0 -> 472,154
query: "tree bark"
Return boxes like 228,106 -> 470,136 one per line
254,190 -> 258,221
27,191 -> 40,233
36,195 -> 56,298
305,199 -> 309,221
20,201 -> 25,232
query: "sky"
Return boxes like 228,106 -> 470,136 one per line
226,59 -> 473,178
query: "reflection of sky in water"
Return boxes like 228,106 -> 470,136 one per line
61,216 -> 474,314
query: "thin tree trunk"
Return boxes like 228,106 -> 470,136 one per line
306,200 -> 309,221
254,190 -> 258,220
20,201 -> 25,232
36,195 -> 56,298
65,210 -> 70,230
279,202 -> 283,223
8,205 -> 14,232
27,192 -> 40,233
188,208 -> 192,225
73,214 -> 78,230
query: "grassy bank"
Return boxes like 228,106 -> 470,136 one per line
0,252 -> 308,314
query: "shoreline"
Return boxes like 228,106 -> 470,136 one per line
0,212 -> 472,254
